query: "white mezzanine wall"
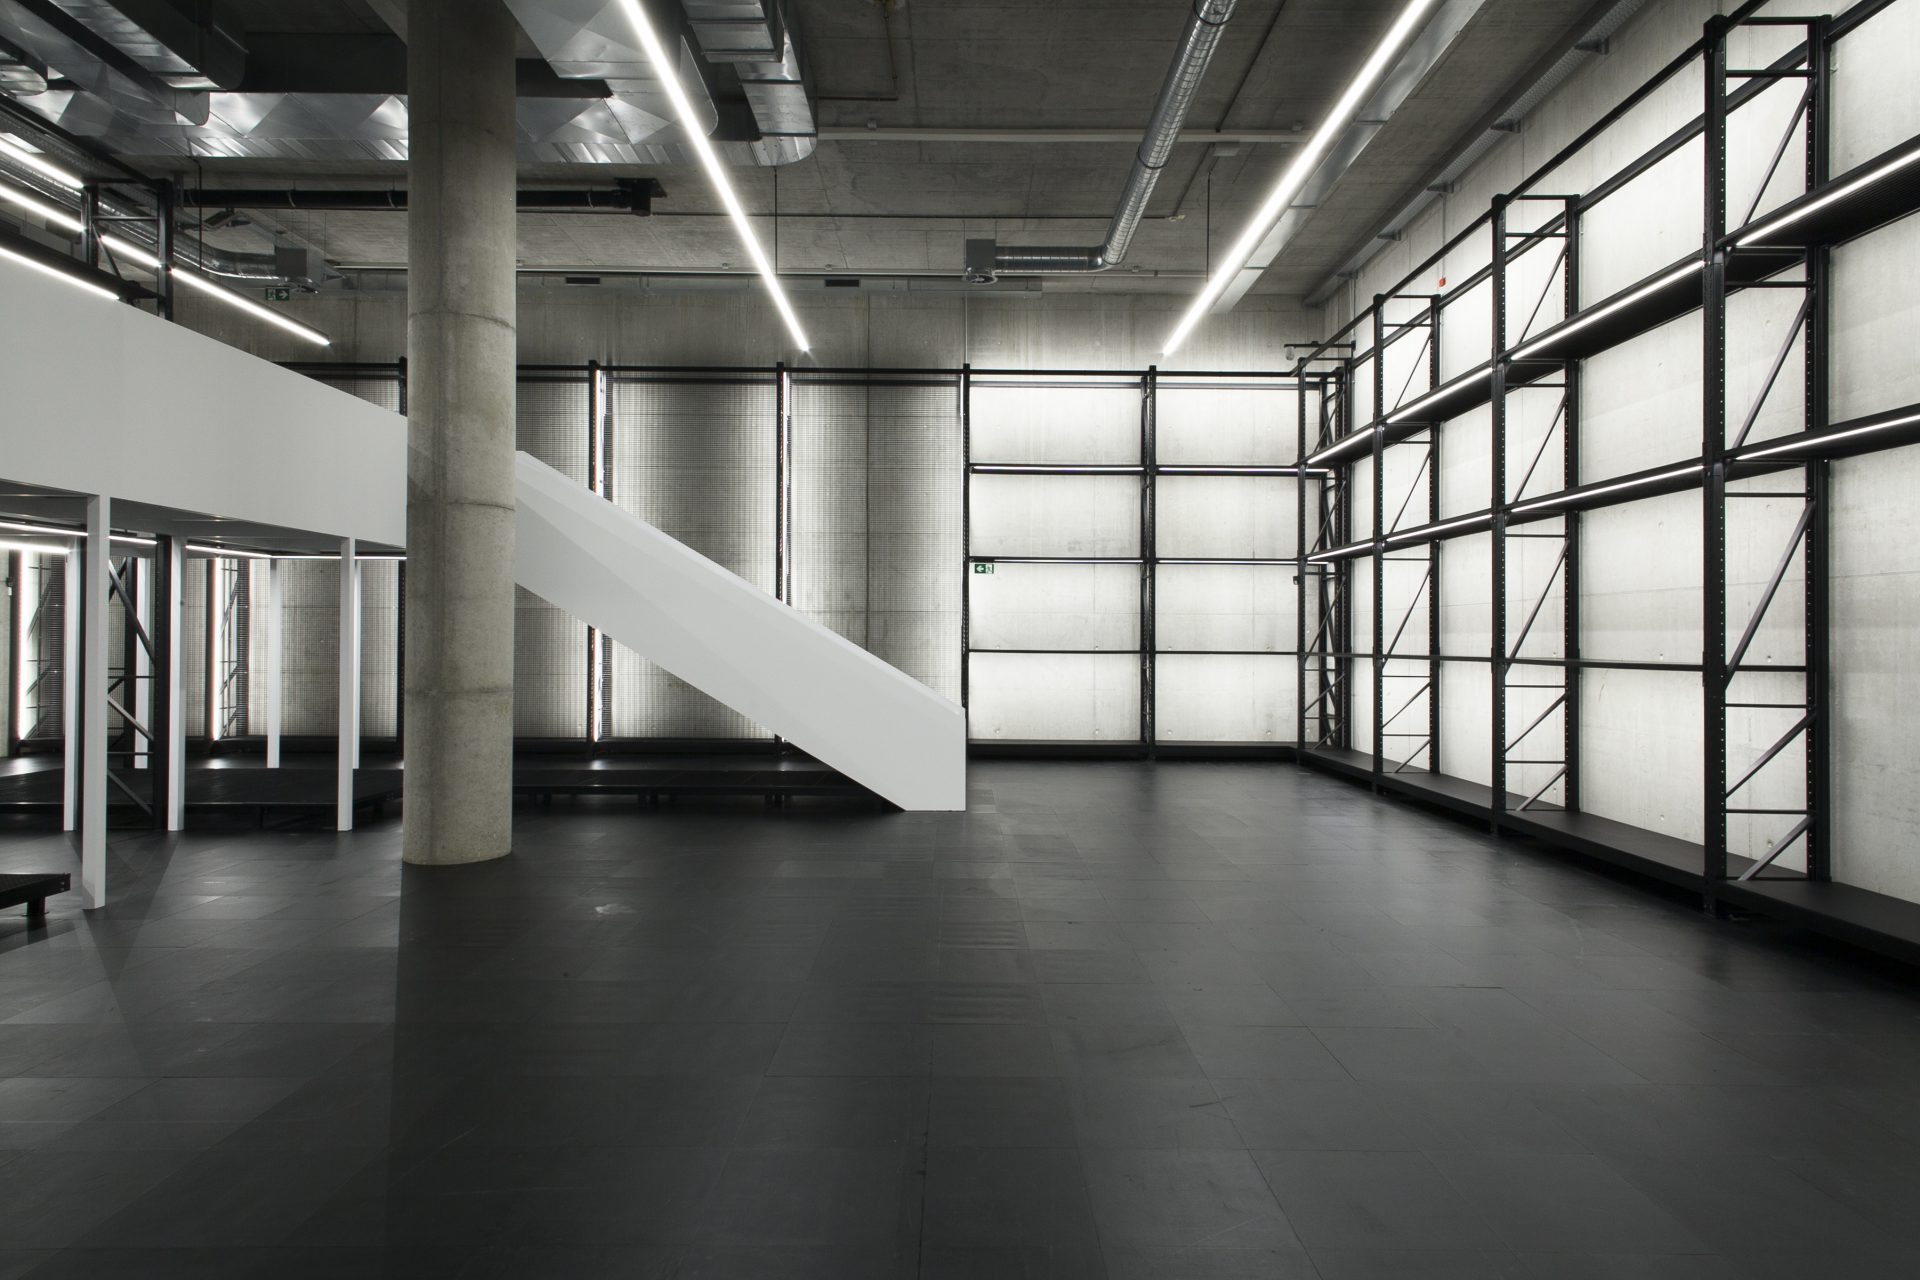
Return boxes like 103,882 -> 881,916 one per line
1319,0 -> 1920,898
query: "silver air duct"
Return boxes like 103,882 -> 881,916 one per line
968,0 -> 1237,281
1,0 -> 817,167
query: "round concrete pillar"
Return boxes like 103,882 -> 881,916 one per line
402,0 -> 518,864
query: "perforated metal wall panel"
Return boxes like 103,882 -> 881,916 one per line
515,377 -> 591,737
264,559 -> 338,735
607,374 -> 776,738
861,382 -> 962,700
21,554 -> 64,742
181,561 -> 206,738
359,560 -> 399,738
788,380 -> 869,648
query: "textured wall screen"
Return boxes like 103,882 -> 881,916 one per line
860,382 -> 963,700
788,380 -> 869,649
21,554 -> 64,741
516,376 -> 590,738
607,375 -> 776,738
967,377 -> 1141,742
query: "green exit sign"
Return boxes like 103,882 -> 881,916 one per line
262,286 -> 292,302
972,562 -> 994,575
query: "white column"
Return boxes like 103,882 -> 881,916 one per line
60,540 -> 79,831
165,539 -> 185,830
80,496 -> 109,908
133,556 -> 152,769
337,538 -> 359,831
264,559 -> 282,769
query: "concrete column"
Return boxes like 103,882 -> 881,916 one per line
80,496 -> 108,908
264,560 -> 281,769
402,0 -> 517,865
339,538 -> 360,832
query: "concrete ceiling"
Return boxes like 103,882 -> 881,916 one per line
16,0 -> 1609,298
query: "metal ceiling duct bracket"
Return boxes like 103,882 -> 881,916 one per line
973,0 -> 1239,280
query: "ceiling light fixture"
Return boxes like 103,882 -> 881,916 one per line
0,181 -> 84,233
614,0 -> 810,351
1508,464 -> 1702,516
99,233 -> 330,346
0,242 -> 122,302
1508,261 -> 1703,362
0,134 -> 83,189
1735,147 -> 1920,246
1738,412 -> 1920,461
1162,0 -> 1441,354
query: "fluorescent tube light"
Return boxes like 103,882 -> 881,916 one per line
170,267 -> 331,346
1739,412 -> 1920,461
971,464 -> 1144,473
1385,372 -> 1487,424
95,232 -> 332,346
614,0 -> 810,351
0,181 -> 83,233
0,243 -> 122,301
1163,0 -> 1441,354
0,539 -> 69,556
1736,147 -> 1920,246
1509,464 -> 1701,515
1509,261 -> 1703,361
1386,514 -> 1489,545
0,134 -> 82,189
1307,429 -> 1377,467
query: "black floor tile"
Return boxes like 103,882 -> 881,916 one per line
2,761 -> 1917,1275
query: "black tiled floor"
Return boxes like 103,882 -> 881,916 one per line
2,760 -> 1920,1276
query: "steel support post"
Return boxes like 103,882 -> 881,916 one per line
1804,16 -> 1833,881
80,496 -> 109,907
1490,198 -> 1511,825
959,365 -> 972,716
1296,370 -> 1309,754
1141,366 -> 1159,756
6,551 -> 19,756
1702,17 -> 1731,893
1426,298 -> 1443,773
1371,301 -> 1387,786
1564,204 -> 1584,814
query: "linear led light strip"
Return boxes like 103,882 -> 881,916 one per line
1307,428 -> 1378,468
614,0 -> 809,351
1385,373 -> 1486,425
1509,464 -> 1701,515
0,133 -> 82,189
1385,514 -> 1489,545
1735,147 -> 1920,247
972,464 -> 1144,473
1739,412 -> 1920,461
1509,261 -> 1704,362
0,180 -> 331,345
96,232 -> 330,346
1163,0 -> 1441,354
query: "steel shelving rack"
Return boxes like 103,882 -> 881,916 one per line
1292,0 -> 1920,962
962,366 -> 1309,757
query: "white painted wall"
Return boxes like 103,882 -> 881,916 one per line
0,257 -> 405,548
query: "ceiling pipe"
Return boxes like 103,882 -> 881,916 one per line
175,181 -> 667,214
967,0 -> 1238,280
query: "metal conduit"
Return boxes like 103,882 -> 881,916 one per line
980,0 -> 1238,277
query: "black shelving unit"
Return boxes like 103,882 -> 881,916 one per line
1291,1 -> 1920,964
